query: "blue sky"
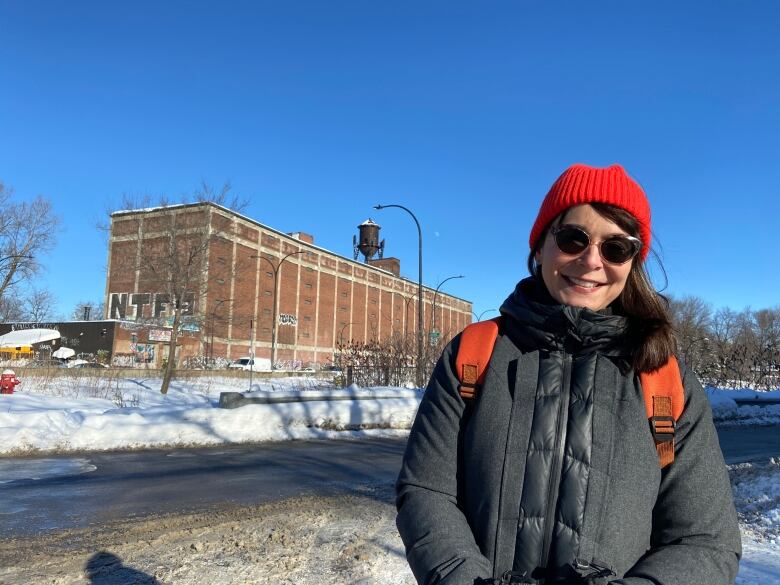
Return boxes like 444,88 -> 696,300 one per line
1,1 -> 779,320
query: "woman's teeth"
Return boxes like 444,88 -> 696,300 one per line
566,276 -> 602,288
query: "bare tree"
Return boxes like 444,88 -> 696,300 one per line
71,300 -> 106,321
0,288 -> 24,322
110,183 -> 247,394
668,295 -> 712,373
23,288 -> 56,323
751,308 -> 780,391
0,182 -> 60,304
707,307 -> 739,386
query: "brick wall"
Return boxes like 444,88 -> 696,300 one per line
107,202 -> 472,367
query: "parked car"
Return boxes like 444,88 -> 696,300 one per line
228,357 -> 272,371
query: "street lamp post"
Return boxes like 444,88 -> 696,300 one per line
374,204 -> 423,387
339,321 -> 358,345
251,250 -> 307,368
431,275 -> 465,334
402,291 -> 419,339
208,298 -> 232,367
336,321 -> 358,372
472,308 -> 498,322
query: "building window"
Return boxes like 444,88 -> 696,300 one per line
263,309 -> 271,315
264,290 -> 272,296
341,291 -> 348,297
305,283 -> 313,289
304,316 -> 312,322
304,298 -> 312,305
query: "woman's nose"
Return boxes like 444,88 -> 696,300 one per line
577,243 -> 604,269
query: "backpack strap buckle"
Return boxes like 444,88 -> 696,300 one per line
459,363 -> 479,399
641,360 -> 684,469
650,414 -> 675,443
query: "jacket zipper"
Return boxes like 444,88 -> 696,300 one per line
538,352 -> 572,584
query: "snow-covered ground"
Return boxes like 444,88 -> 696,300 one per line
2,372 -> 780,583
709,387 -> 780,428
0,373 -> 420,454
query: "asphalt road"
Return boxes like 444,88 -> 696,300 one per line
2,426 -> 780,538
0,438 -> 407,538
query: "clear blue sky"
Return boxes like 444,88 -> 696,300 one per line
2,1 -> 779,320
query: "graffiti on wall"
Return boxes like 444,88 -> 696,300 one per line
109,292 -> 196,321
112,354 -> 135,367
133,343 -> 155,364
278,313 -> 298,327
148,329 -> 171,342
164,315 -> 200,332
11,323 -> 60,331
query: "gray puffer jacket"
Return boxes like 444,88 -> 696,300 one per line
396,278 -> 741,585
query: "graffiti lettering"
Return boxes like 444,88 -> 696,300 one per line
278,313 -> 298,326
11,323 -> 60,331
131,293 -> 151,317
109,292 -> 195,320
110,293 -> 129,320
112,354 -> 135,367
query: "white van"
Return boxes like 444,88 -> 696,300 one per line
228,357 -> 272,371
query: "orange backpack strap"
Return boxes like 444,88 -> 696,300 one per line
640,356 -> 685,469
455,317 -> 501,400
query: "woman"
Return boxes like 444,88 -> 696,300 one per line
396,163 -> 741,585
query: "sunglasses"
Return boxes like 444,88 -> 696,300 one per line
550,224 -> 642,265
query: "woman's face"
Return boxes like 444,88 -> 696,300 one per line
535,204 -> 634,311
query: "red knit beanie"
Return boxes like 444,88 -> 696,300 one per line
529,163 -> 652,261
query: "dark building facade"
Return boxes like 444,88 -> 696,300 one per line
0,321 -> 118,360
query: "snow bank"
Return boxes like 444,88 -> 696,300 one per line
0,375 -> 421,454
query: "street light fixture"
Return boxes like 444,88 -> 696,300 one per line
473,308 -> 498,322
374,203 -> 423,387
251,250 -> 307,368
432,275 -> 465,334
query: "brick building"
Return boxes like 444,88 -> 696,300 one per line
106,202 -> 472,368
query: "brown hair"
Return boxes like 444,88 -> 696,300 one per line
526,203 -> 676,373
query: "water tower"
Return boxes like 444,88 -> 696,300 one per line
353,218 -> 385,261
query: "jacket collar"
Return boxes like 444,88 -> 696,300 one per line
498,277 -> 631,356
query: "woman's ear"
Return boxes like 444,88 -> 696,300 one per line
534,245 -> 542,264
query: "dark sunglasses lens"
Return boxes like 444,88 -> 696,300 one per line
554,227 -> 589,255
601,237 -> 636,264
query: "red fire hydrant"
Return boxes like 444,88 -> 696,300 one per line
0,369 -> 20,394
